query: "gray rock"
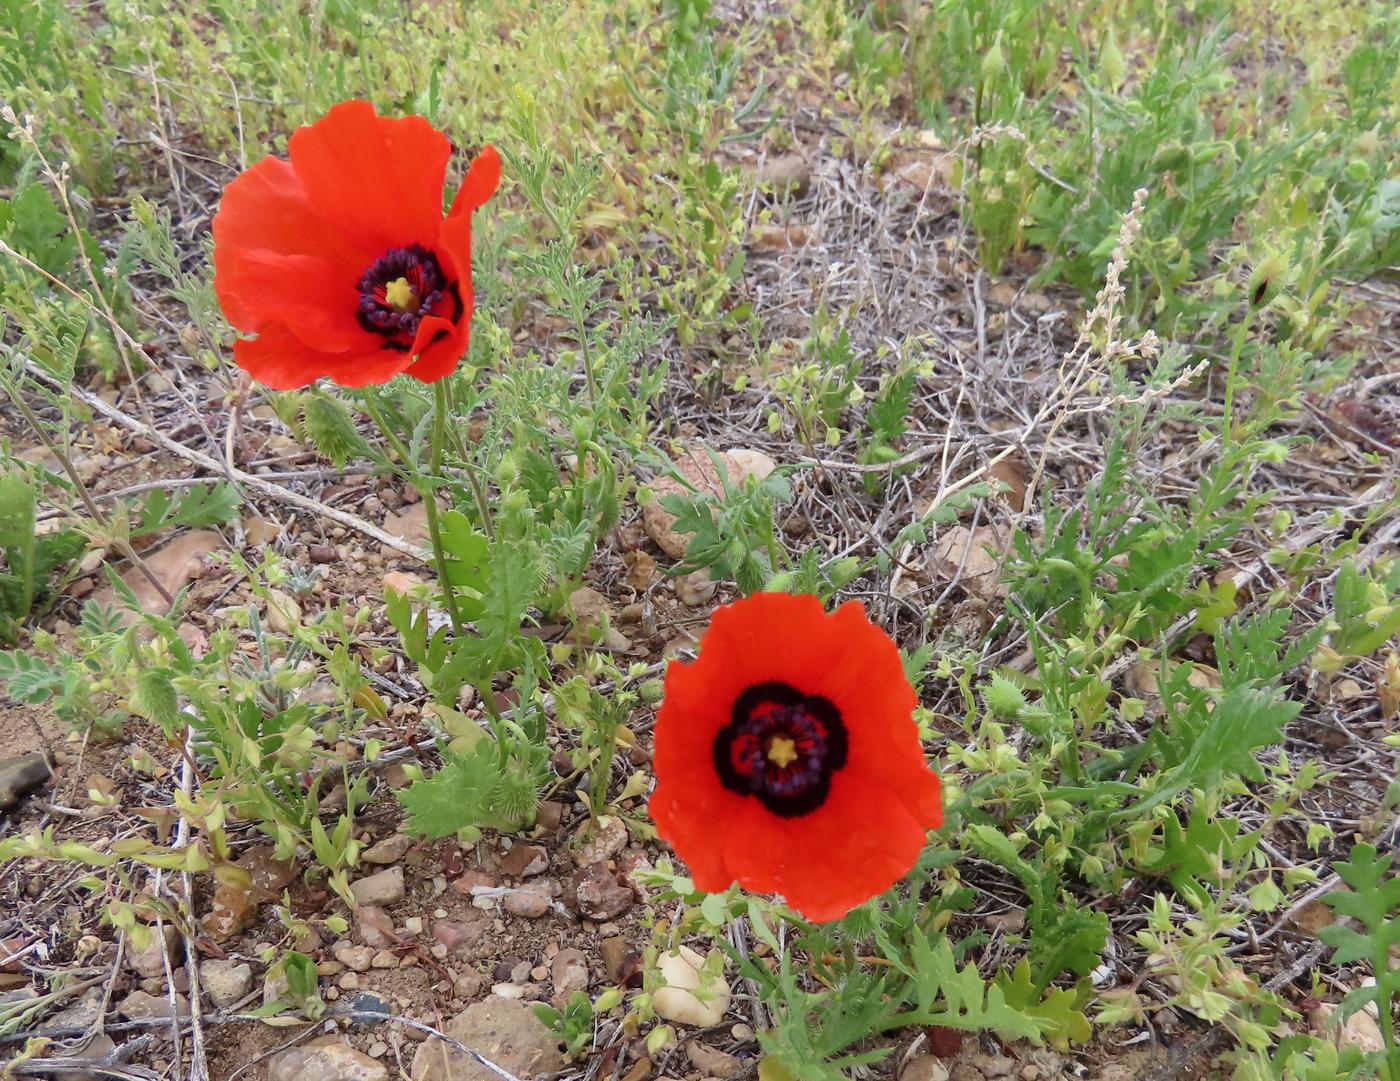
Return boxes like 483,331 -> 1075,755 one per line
200,958 -> 253,1008
410,997 -> 565,1081
267,1036 -> 389,1081
550,948 -> 589,1005
350,867 -> 405,907
0,753 -> 51,810
362,834 -> 413,865
47,989 -> 104,1030
347,992 -> 391,1030
117,990 -> 190,1021
52,1032 -> 115,1081
126,926 -> 178,979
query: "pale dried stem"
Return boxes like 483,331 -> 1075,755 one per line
22,360 -> 427,559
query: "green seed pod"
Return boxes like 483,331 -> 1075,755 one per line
491,771 -> 540,830
1100,31 -> 1126,92
981,34 -> 1006,83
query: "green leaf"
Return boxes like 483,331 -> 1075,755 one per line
129,482 -> 240,534
0,182 -> 81,274
994,961 -> 1091,1047
1027,907 -> 1108,989
892,932 -> 1052,1042
437,510 -> 489,618
0,470 -> 38,634
1323,844 -> 1400,934
863,368 -> 915,450
1117,686 -> 1301,821
475,535 -> 541,667
1137,805 -> 1261,906
1320,845 -> 1400,959
0,651 -> 65,704
396,749 -> 495,838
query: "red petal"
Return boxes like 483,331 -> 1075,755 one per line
679,592 -> 855,711
650,593 -> 943,915
815,601 -> 943,827
449,145 -> 502,218
216,250 -> 371,353
287,100 -> 452,254
649,770 -> 746,894
212,156 -> 368,335
651,637 -> 755,893
402,314 -> 467,383
436,215 -> 476,303
720,772 -> 930,922
232,322 -> 411,390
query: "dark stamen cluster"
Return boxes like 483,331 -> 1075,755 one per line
713,681 -> 848,817
356,244 -> 447,339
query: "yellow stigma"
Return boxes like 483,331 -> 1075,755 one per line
766,736 -> 798,769
384,276 -> 417,311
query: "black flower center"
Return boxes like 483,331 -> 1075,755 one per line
356,244 -> 462,352
713,681 -> 848,817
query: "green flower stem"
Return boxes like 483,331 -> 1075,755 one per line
1220,307 -> 1255,448
463,460 -> 497,542
429,378 -> 466,633
575,313 -> 598,411
359,386 -> 463,635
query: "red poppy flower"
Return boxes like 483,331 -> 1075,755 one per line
650,592 -> 943,922
212,100 -> 499,390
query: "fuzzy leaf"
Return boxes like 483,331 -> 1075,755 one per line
474,537 -> 540,666
1027,907 -> 1108,988
0,651 -> 65,704
0,470 -> 38,623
